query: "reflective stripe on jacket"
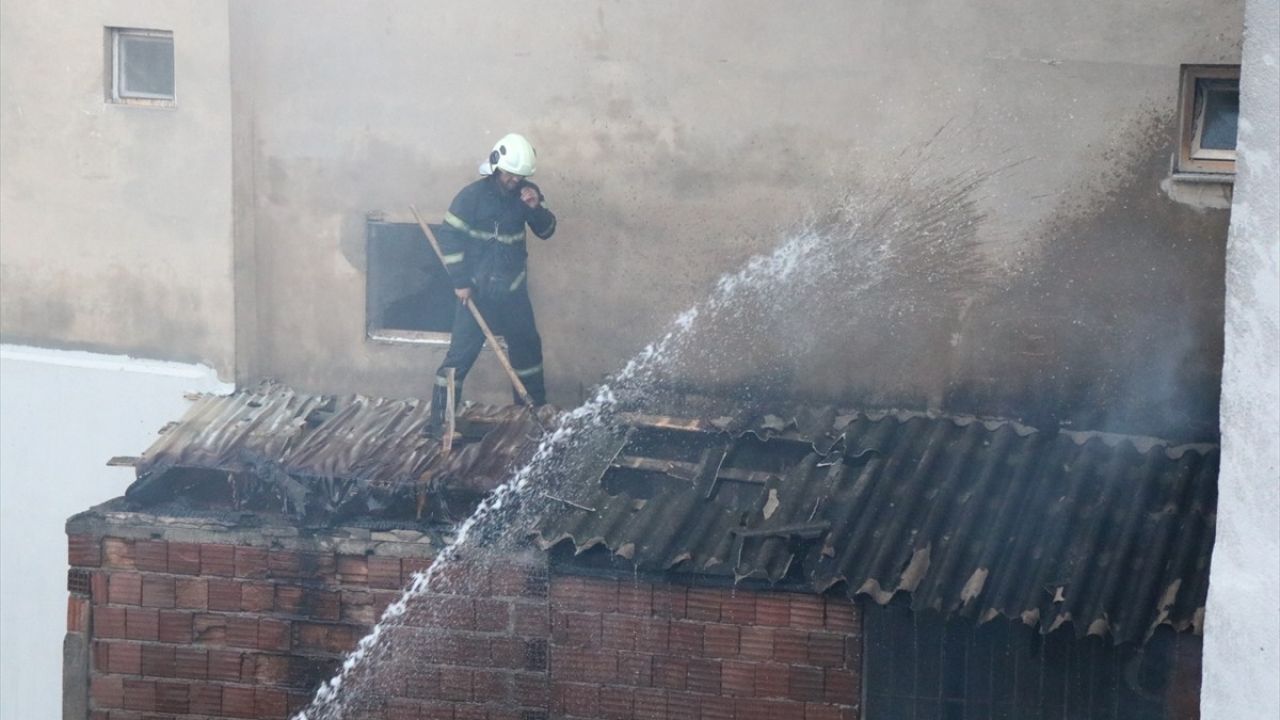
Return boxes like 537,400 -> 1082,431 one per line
437,175 -> 556,289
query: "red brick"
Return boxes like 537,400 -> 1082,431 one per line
141,575 -> 175,608
474,598 -> 511,632
102,538 -> 136,569
736,698 -> 800,720
400,556 -> 433,586
431,560 -> 490,595
241,582 -> 274,612
804,703 -> 843,720
514,671 -> 549,708
552,648 -> 619,685
755,662 -> 790,699
823,669 -> 858,705
635,618 -> 670,654
489,636 -> 525,669
601,685 -> 635,720
722,592 -> 756,624
69,535 -> 102,567
408,595 -> 474,630
367,556 -> 402,589
722,660 -> 756,695
92,640 -> 109,672
340,590 -> 377,624
190,683 -> 223,715
125,607 -> 159,641
158,610 -> 194,643
256,687 -> 288,716
685,588 -> 722,622
472,669 -> 515,705
305,588 -> 343,621
687,658 -> 721,694
259,618 -> 291,651
808,633 -> 846,667
740,626 -> 774,660
167,542 -> 201,574
208,649 -> 248,682
109,573 -> 143,605
553,683 -> 599,717
824,600 -> 857,633
755,594 -> 792,626
234,546 -> 269,578
653,655 -> 688,690
96,606 -> 127,638
667,691 -> 701,720
207,578 -> 242,611
703,624 -> 739,657
200,544 -> 236,576
295,622 -> 359,654
652,586 -> 687,619
456,704 -> 486,720
254,653 -> 289,685
174,646 -> 208,679
90,572 -> 109,604
774,628 -> 810,664
601,613 -> 639,651
68,595 -> 90,632
174,578 -> 208,609
790,665 -> 825,702
790,596 -> 825,629
222,685 -> 256,717
619,652 -> 653,687
439,666 -> 473,701
90,675 -> 124,708
156,681 -> 190,714
512,601 -> 548,637
668,621 -> 703,656
634,688 -> 668,720
141,644 -> 175,677
267,549 -> 303,578
275,585 -> 304,614
122,679 -> 156,711
550,575 -> 617,613
134,540 -> 169,572
337,554 -> 369,584
225,616 -> 258,648
107,641 -> 142,674
618,582 -> 654,616
699,695 -> 735,720
193,613 -> 226,644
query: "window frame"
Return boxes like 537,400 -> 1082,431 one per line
106,27 -> 176,108
365,211 -> 456,347
1174,64 -> 1240,179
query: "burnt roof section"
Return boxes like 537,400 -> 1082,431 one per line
123,384 -> 546,524
531,410 -> 1217,645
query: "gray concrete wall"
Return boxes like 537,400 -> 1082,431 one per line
0,0 -> 235,376
0,345 -> 231,720
1202,0 -> 1280,713
229,0 -> 1242,441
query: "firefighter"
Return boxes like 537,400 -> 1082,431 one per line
428,133 -> 557,436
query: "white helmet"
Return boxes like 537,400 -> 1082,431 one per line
479,133 -> 537,177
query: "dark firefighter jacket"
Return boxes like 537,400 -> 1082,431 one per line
438,176 -> 557,294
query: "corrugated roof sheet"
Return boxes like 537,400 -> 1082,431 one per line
124,384 -> 547,522
531,410 -> 1217,645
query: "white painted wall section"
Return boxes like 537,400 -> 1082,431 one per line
1202,0 -> 1280,715
0,345 -> 232,720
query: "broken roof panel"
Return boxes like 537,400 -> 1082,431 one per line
531,410 -> 1217,645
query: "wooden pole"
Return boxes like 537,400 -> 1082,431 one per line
410,205 -> 542,414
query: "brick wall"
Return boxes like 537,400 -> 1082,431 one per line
66,523 -> 860,720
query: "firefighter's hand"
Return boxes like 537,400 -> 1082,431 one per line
454,287 -> 472,305
520,186 -> 541,208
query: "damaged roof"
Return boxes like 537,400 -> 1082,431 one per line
530,409 -> 1217,645
117,385 -> 1216,644
122,383 -> 546,522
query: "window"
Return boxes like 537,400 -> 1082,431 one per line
863,601 -> 1192,719
366,215 -> 457,345
107,28 -> 175,106
1175,65 -> 1240,178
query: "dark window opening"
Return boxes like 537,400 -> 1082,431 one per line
864,600 -> 1191,720
366,218 -> 457,342
1176,65 -> 1240,178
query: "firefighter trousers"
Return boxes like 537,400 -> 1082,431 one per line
431,283 -> 545,429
